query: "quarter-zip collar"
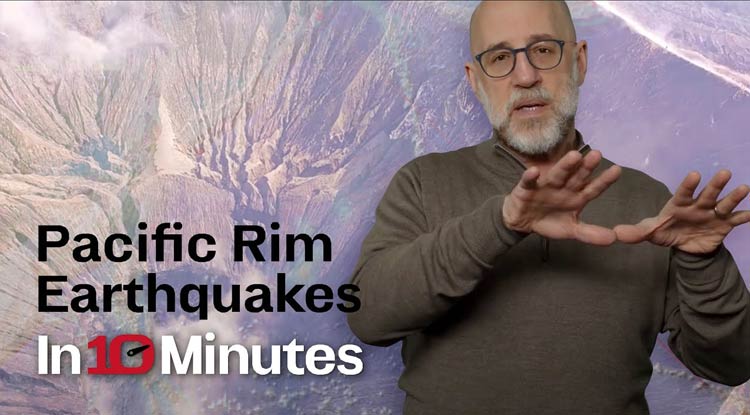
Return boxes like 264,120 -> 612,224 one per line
491,128 -> 590,171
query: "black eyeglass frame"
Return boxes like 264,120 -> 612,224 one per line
474,39 -> 576,78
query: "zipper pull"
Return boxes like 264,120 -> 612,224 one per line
541,237 -> 550,262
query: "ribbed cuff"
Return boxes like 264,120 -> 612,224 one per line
672,244 -> 728,285
462,194 -> 527,267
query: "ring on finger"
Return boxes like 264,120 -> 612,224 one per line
714,206 -> 730,219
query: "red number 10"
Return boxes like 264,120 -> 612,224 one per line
88,334 -> 154,375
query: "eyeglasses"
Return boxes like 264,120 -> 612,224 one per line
474,39 -> 575,78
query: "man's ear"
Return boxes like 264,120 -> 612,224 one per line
575,40 -> 588,86
465,61 -> 478,95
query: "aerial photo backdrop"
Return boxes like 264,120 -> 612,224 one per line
0,1 -> 748,414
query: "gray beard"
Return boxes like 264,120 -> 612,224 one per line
499,110 -> 575,156
477,63 -> 580,156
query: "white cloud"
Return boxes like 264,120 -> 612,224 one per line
0,1 -> 169,70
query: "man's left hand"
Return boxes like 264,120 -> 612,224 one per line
614,170 -> 750,254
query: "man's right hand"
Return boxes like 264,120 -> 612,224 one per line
502,149 -> 622,246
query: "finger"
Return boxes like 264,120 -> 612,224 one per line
696,169 -> 732,208
674,171 -> 701,205
567,150 -> 602,190
715,184 -> 750,216
729,210 -> 750,227
545,151 -> 583,188
574,222 -> 617,246
580,165 -> 622,201
518,167 -> 540,190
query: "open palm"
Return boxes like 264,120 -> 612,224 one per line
615,170 -> 750,254
503,150 -> 622,246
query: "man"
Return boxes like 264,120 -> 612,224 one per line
347,1 -> 750,414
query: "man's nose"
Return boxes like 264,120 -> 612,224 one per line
511,51 -> 542,88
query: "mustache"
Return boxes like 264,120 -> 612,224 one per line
504,87 -> 554,114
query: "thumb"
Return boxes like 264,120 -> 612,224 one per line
614,216 -> 664,243
574,222 -> 617,246
613,223 -> 649,244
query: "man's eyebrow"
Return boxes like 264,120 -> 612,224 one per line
482,33 -> 558,52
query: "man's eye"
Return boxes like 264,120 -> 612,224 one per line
492,54 -> 510,62
534,47 -> 551,54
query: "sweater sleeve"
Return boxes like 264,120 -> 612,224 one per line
346,160 -> 526,346
662,244 -> 750,386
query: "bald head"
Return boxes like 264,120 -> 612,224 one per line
469,0 -> 576,56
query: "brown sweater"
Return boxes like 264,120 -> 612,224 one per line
347,129 -> 750,414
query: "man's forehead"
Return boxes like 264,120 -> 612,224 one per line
470,1 -> 570,53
